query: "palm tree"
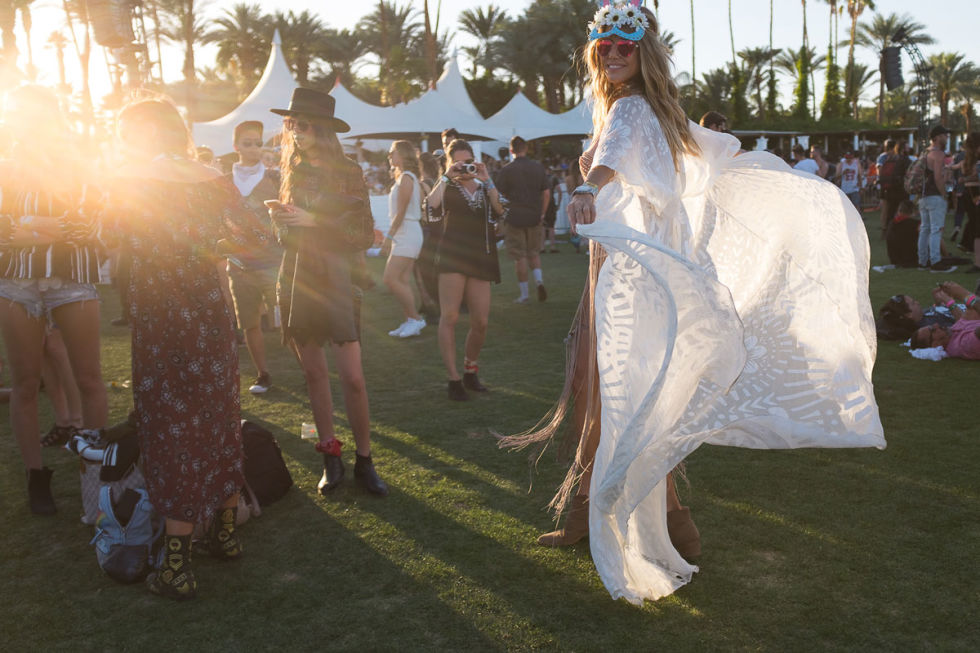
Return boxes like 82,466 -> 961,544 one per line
928,53 -> 977,128
357,1 -> 423,105
776,45 -> 825,120
844,61 -> 875,118
207,3 -> 271,95
856,12 -> 933,123
0,0 -> 34,82
766,0 -> 777,117
843,1 -> 874,120
458,4 -> 507,79
696,66 -> 734,117
274,10 -> 327,85
61,0 -> 94,130
422,0 -> 439,88
820,0 -> 843,119
159,0 -> 210,114
46,31 -> 68,89
690,0 -> 696,89
19,0 -> 34,80
954,74 -> 980,133
739,46 -> 780,119
320,28 -> 365,88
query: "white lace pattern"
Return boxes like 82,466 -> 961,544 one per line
578,96 -> 885,604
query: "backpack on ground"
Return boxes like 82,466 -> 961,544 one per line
904,156 -> 928,196
241,420 -> 293,506
91,486 -> 163,583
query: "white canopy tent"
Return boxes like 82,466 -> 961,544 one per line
484,93 -> 592,142
192,30 -> 296,154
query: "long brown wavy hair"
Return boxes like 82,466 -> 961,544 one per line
583,6 -> 699,169
279,118 -> 345,204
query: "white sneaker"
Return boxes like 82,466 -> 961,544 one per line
513,296 -> 530,304
388,320 -> 411,336
399,317 -> 426,338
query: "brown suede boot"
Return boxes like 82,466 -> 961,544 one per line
537,494 -> 589,547
667,506 -> 701,561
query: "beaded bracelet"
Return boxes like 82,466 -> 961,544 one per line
944,299 -> 955,308
966,294 -> 978,308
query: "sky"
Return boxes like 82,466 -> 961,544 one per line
15,0 -> 980,113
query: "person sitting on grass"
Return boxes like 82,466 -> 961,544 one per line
910,281 -> 980,359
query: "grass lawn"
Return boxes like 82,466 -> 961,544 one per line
1,209 -> 977,651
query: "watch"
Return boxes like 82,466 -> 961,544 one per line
572,182 -> 599,197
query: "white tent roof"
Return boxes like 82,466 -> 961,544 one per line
191,31 -> 297,154
485,93 -> 593,141
337,56 -> 498,140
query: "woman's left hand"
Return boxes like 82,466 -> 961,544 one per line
273,204 -> 316,228
566,193 -> 596,233
475,162 -> 491,183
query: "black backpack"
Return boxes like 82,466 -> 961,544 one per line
241,420 -> 293,506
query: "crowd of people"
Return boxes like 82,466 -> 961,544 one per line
0,0 -> 926,607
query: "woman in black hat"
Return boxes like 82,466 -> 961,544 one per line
269,88 -> 388,497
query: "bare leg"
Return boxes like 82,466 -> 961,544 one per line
437,273 -> 466,381
291,339 -> 338,445
331,341 -> 371,457
383,255 -> 420,321
462,279 -> 491,364
50,300 -> 107,430
42,330 -> 82,427
0,302 -> 45,469
243,325 -> 267,376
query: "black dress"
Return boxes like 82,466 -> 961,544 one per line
434,180 -> 500,283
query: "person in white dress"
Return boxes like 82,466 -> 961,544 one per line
382,140 -> 426,338
554,170 -> 572,237
503,1 -> 885,604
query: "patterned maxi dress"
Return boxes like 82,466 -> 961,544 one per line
112,175 -> 266,524
573,97 -> 885,603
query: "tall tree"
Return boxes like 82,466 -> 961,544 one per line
843,1 -> 874,119
739,46 -> 780,120
820,0 -> 844,119
0,0 -> 34,83
855,12 -> 933,123
159,0 -> 211,115
727,0 -> 748,124
207,3 -> 270,96
421,0 -> 439,88
275,10 -> 327,85
61,0 -> 94,131
458,4 -> 507,79
776,45 -> 825,121
46,30 -> 68,90
357,1 -> 424,105
928,53 -> 976,128
766,0 -> 777,117
954,72 -> 980,133
319,28 -> 365,89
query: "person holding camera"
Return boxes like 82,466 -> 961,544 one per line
426,139 -> 506,400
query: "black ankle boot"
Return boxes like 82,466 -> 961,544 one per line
318,454 -> 345,494
147,534 -> 197,601
205,506 -> 243,560
462,372 -> 488,392
27,467 -> 56,516
354,454 -> 389,497
448,379 -> 469,401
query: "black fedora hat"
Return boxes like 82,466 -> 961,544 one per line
271,87 -> 350,133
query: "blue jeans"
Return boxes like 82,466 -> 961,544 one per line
845,191 -> 862,211
917,195 -> 947,266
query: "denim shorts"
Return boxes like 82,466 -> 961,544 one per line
0,277 -> 100,320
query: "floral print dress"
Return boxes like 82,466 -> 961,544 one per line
112,174 -> 266,524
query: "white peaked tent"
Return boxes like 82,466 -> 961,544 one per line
336,56 -> 498,140
192,30 -> 297,153
485,93 -> 592,141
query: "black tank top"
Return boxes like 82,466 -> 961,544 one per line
923,152 -> 943,197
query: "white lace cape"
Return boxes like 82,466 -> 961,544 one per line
577,97 -> 886,604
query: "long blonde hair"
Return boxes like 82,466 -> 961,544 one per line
584,7 -> 699,168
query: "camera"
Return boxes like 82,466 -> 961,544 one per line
463,163 -> 478,175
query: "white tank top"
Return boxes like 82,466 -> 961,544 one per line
388,170 -> 421,223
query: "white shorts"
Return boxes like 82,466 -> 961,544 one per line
389,220 -> 423,259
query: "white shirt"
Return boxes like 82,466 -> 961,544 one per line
794,158 -> 819,175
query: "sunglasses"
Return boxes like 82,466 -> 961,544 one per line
889,294 -> 905,305
597,39 -> 637,59
283,117 -> 312,133
237,139 -> 263,147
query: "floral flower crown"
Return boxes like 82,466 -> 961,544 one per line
588,1 -> 649,42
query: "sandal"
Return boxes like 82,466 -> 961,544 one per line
41,424 -> 76,448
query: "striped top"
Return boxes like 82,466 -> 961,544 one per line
0,179 -> 104,284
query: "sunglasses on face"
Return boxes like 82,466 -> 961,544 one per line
597,39 -> 637,59
238,139 -> 262,147
283,118 -> 312,133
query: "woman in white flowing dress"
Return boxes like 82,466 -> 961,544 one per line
503,1 -> 885,604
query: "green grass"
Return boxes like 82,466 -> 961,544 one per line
1,212 -> 978,651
